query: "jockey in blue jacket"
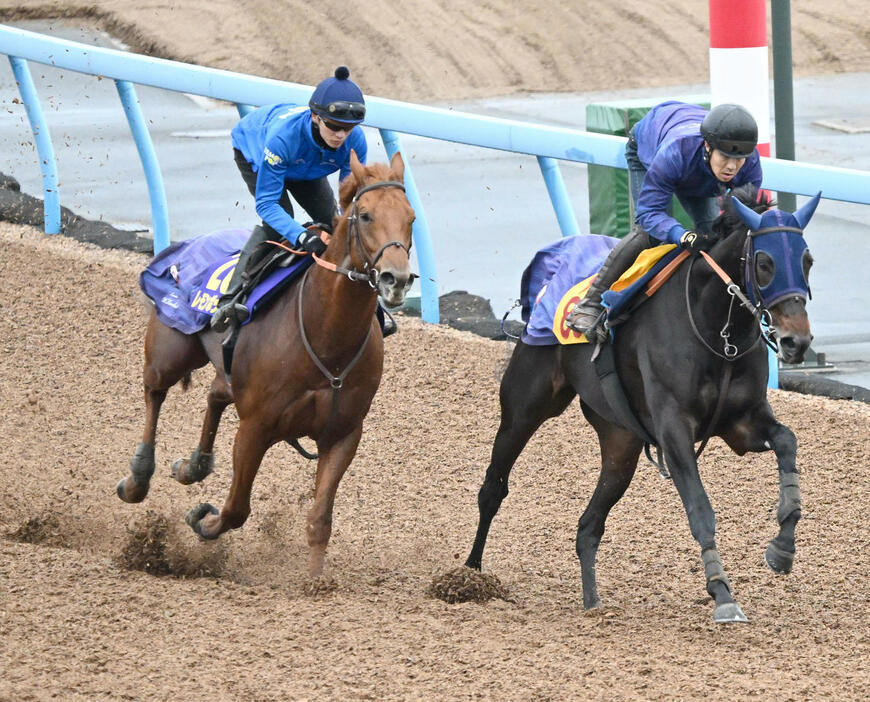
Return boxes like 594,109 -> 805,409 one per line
212,66 -> 368,332
567,101 -> 762,338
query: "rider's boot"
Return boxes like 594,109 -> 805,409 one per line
210,225 -> 270,332
566,227 -> 651,340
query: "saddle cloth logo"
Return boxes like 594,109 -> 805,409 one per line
189,254 -> 240,316
552,274 -> 596,345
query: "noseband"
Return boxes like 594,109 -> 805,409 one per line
325,179 -> 414,289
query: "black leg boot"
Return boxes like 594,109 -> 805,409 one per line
210,225 -> 270,332
566,228 -> 651,338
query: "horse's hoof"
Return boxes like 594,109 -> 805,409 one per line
116,477 -> 148,503
303,576 -> 338,596
172,450 -> 215,485
764,541 -> 794,574
185,503 -> 220,539
713,602 -> 749,624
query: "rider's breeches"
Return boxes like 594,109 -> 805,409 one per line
233,148 -> 338,238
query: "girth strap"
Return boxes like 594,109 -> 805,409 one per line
594,342 -> 657,446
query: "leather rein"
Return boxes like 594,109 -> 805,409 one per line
671,232 -> 789,464
686,244 -> 779,362
293,178 -> 411,389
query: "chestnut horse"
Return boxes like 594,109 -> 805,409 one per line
117,151 -> 415,578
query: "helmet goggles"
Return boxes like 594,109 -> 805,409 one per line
317,100 -> 365,123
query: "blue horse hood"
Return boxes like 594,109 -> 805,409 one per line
732,192 -> 820,307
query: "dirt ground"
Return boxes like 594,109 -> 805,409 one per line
2,3 -> 870,700
1,224 -> 870,701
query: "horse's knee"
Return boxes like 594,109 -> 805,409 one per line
478,478 -> 508,514
306,514 -> 333,548
575,518 -> 601,559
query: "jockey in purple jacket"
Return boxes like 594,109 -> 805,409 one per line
212,66 -> 368,332
567,101 -> 762,338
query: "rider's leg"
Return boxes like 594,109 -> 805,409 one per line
625,127 -> 646,218
566,227 -> 652,335
287,177 -> 337,232
211,152 -> 294,332
677,194 -> 720,235
210,224 -> 273,331
564,128 -> 652,337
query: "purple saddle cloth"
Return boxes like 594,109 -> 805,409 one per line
519,235 -> 619,346
139,229 -> 312,334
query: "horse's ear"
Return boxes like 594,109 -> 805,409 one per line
389,150 -> 405,182
732,195 -> 764,232
349,149 -> 367,184
793,191 -> 822,230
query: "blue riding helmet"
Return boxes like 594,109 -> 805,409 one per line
732,192 -> 821,308
309,66 -> 366,125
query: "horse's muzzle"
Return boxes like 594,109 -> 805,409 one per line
777,332 -> 813,365
377,268 -> 416,308
772,297 -> 812,364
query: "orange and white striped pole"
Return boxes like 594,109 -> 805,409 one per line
709,0 -> 770,158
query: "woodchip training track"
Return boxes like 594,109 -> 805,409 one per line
1,222 -> 869,700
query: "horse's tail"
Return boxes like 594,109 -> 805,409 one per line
181,372 -> 192,391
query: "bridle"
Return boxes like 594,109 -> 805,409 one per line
293,178 -> 414,390
268,179 -> 414,289
339,180 -> 414,289
685,228 -> 794,361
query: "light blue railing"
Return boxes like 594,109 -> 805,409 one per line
3,24 -> 869,358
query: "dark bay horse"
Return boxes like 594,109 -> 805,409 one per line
465,186 -> 819,622
117,151 -> 415,578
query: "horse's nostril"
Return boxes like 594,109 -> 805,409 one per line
379,272 -> 396,287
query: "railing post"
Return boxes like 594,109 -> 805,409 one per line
115,80 -> 171,253
379,128 -> 439,324
536,156 -> 580,237
8,56 -> 60,234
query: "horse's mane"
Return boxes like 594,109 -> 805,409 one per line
338,162 -> 395,212
712,184 -> 775,238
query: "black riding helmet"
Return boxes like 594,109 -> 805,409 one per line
309,66 -> 366,125
700,104 -> 758,158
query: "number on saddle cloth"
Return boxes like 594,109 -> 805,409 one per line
519,235 -> 681,347
139,229 -> 313,335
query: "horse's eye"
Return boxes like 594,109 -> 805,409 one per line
359,211 -> 372,223
801,249 -> 813,282
755,251 -> 775,288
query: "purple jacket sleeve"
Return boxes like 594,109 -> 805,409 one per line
635,142 -> 688,245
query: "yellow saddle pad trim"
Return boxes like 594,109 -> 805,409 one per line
552,243 -> 677,345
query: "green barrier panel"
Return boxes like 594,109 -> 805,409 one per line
587,95 -> 710,238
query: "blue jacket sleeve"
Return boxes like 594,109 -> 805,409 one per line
635,144 -> 688,245
254,135 -> 305,243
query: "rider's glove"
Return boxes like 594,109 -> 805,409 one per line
296,226 -> 328,256
679,230 -> 716,252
